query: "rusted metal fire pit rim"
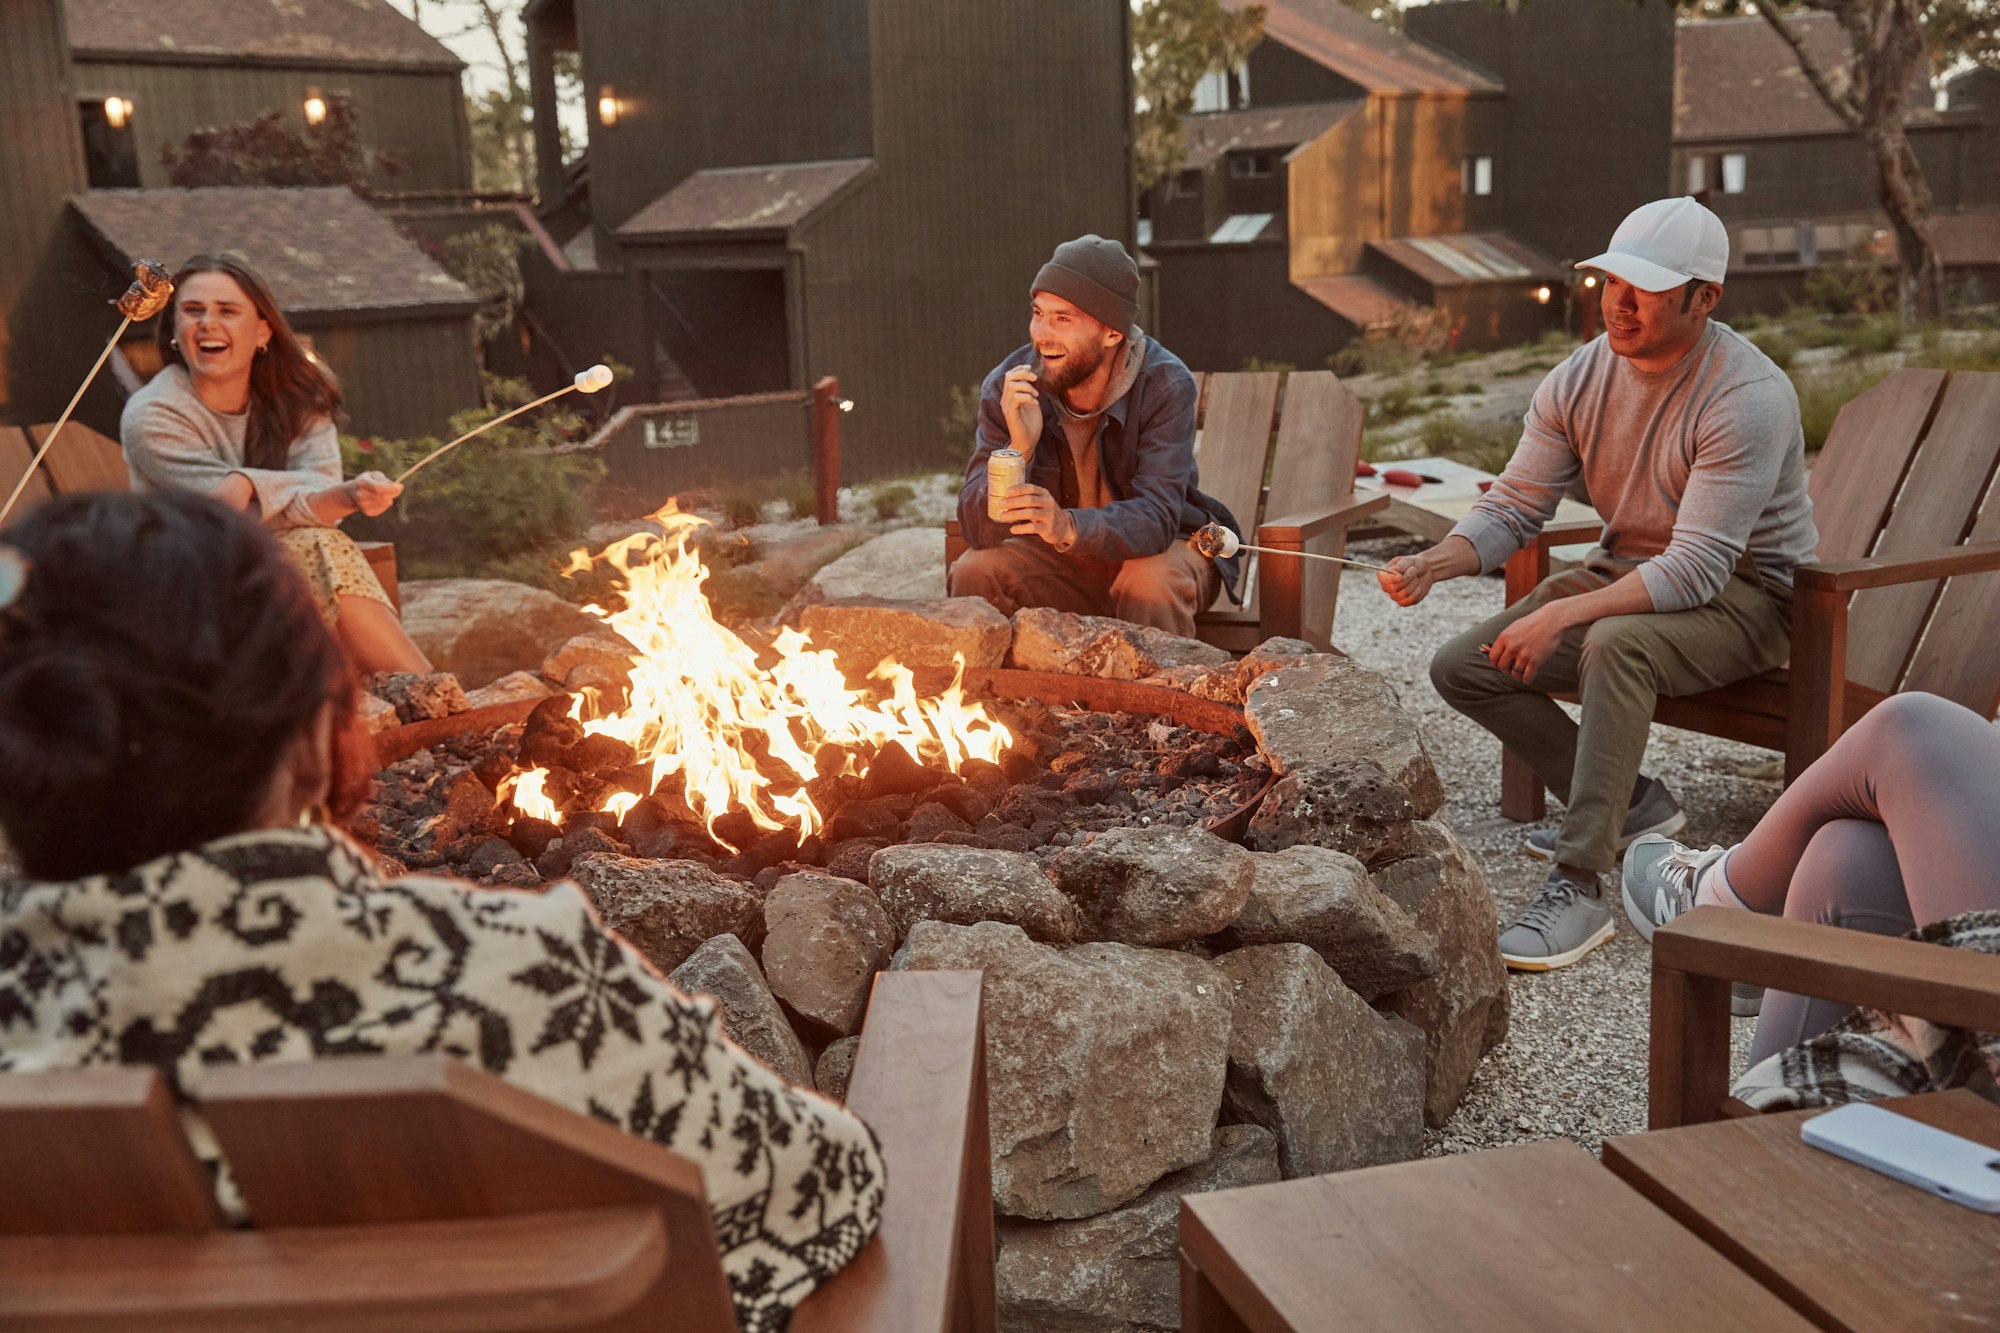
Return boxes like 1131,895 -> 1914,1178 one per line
371,668 -> 1274,842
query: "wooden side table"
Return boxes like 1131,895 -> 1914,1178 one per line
1179,1138 -> 1814,1332
1604,1089 -> 2000,1332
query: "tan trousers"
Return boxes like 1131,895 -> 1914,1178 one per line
947,537 -> 1220,638
1429,553 -> 1791,872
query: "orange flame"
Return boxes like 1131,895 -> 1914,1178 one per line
501,768 -> 562,824
509,504 -> 1011,847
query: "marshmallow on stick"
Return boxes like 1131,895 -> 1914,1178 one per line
395,363 -> 615,485
1190,521 -> 1391,573
0,260 -> 173,527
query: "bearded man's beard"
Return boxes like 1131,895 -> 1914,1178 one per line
1039,340 -> 1107,396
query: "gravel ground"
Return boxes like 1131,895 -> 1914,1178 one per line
1336,539 -> 1772,1157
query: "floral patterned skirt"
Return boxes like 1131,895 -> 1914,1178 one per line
274,527 -> 392,625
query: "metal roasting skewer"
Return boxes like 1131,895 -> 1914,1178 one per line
394,363 -> 614,485
1190,522 -> 1393,574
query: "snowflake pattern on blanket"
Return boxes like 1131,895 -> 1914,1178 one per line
0,825 -> 885,1331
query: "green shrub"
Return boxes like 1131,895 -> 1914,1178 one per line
1788,363 -> 1893,454
1839,315 -> 1905,357
1748,328 -> 1800,370
1454,381 -> 1484,397
341,373 -> 602,581
1911,329 -> 2000,373
1804,256 -> 1893,316
1422,377 -> 1448,397
1370,382 -> 1424,422
870,481 -> 917,521
1413,411 -> 1518,473
939,383 -> 983,463
777,468 -> 819,521
1239,356 -> 1297,373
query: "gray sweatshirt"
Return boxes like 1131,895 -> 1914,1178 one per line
1449,321 -> 1818,612
120,365 -> 341,530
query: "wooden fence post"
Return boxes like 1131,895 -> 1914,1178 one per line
812,376 -> 842,526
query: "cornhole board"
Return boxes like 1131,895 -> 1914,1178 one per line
1355,455 -> 1600,566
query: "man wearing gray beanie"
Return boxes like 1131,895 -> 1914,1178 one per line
951,234 -> 1243,635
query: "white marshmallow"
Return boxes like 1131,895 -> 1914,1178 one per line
574,363 -> 615,393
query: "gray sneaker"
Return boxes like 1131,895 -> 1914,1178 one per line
1621,835 -> 1764,1017
1620,834 -> 1727,943
1499,869 -> 1615,971
1525,777 -> 1687,861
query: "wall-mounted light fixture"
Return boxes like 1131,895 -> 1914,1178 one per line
598,85 -> 621,126
303,88 -> 328,126
102,96 -> 132,129
1583,274 -> 1598,289
1534,285 -> 1552,305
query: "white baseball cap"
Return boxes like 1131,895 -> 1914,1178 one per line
1576,196 -> 1729,292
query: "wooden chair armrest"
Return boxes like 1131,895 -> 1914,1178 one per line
1258,492 -> 1391,546
1520,518 -> 1606,549
1501,519 -> 1605,605
0,1207 -> 668,1331
793,970 -> 993,1333
1650,907 -> 2000,1129
1793,538 -> 2000,594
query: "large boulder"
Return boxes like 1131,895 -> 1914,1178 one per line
996,1124 -> 1280,1333
869,845 -> 1080,943
1244,762 -> 1419,867
1213,944 -> 1426,1178
815,1035 -> 861,1102
463,670 -> 557,711
566,854 -> 764,974
761,872 -> 896,1036
803,527 -> 949,604
1374,820 -> 1510,1127
800,596 -> 1012,674
540,628 -> 638,697
1226,845 -> 1437,1001
399,578 -> 602,690
1008,608 -> 1231,680
1244,654 -> 1446,817
669,934 -> 813,1087
895,921 -> 1233,1220
1047,826 -> 1255,947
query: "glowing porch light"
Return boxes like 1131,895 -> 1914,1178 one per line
1534,286 -> 1552,305
598,86 -> 621,126
303,89 -> 328,126
103,96 -> 132,130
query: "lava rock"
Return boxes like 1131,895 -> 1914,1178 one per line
439,770 -> 504,841
1244,654 -> 1445,818
464,837 -> 524,877
669,934 -> 813,1086
464,670 -> 557,711
1374,820 -> 1510,1128
1244,762 -> 1417,867
358,693 -> 400,733
568,853 -> 765,973
905,802 -> 973,842
895,921 -> 1233,1220
959,758 -> 1009,796
824,795 -> 907,843
1213,943 -> 1426,1178
996,1125 -> 1279,1333
368,671 -> 471,724
534,826 -> 623,880
566,733 -> 638,777
858,742 -> 944,798
506,816 -> 562,860
921,782 -> 993,825
799,596 -> 1012,674
815,1035 -> 861,1103
824,837 -> 890,883
761,873 -> 896,1035
1226,845 -> 1438,1001
1047,826 -> 1255,947
870,846 -> 1080,944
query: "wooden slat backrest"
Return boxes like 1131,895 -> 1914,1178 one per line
1844,370 -> 2000,693
28,422 -> 130,495
794,969 -> 992,1333
0,426 -> 53,521
198,1054 -> 738,1332
1263,371 -> 1363,649
1902,415 -> 2000,708
1802,369 -> 1946,562
1193,372 -> 1281,591
0,1066 -> 220,1236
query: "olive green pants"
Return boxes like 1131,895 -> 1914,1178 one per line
1429,554 -> 1791,872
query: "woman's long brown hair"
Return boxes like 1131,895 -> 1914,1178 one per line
156,254 -> 343,470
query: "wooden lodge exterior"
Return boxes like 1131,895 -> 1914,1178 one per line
62,0 -> 471,194
1142,0 -> 1677,369
520,0 -> 1133,481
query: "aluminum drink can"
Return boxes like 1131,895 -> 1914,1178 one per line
987,449 -> 1027,521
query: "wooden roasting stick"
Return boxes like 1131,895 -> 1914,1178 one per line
1190,522 -> 1391,573
0,260 -> 174,527
394,363 -> 614,485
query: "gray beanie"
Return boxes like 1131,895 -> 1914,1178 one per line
1031,234 -> 1139,337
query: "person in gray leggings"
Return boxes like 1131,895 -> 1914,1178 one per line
1619,691 -> 2000,1066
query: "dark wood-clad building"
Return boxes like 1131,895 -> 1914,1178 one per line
521,0 -> 1132,480
71,186 -> 482,438
63,0 -> 471,193
1143,0 -> 1675,368
1673,14 -> 2000,311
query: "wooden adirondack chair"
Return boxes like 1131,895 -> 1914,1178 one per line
0,421 -> 400,610
944,370 -> 1389,653
0,969 -> 995,1332
1645,907 -> 2000,1128
1499,368 -> 2000,820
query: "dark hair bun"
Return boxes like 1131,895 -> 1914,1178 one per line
0,649 -> 123,796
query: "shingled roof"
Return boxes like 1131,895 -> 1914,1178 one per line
1675,14 -> 1937,141
63,0 -> 462,71
1232,0 -> 1501,97
71,187 -> 476,317
1183,100 -> 1362,170
618,159 -> 875,241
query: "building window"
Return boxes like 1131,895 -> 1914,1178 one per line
1191,60 -> 1251,113
1463,155 -> 1494,197
1210,213 -> 1274,244
78,98 -> 140,188
1137,218 -> 1154,248
1229,152 -> 1275,180
1170,169 -> 1201,199
1721,152 -> 1748,194
1686,155 -> 1707,194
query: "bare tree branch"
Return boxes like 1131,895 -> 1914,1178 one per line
1756,2 -> 1865,130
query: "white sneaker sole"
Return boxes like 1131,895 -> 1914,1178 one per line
1501,917 -> 1614,971
1524,808 -> 1688,861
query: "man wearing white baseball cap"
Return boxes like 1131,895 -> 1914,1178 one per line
1378,196 -> 1819,972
